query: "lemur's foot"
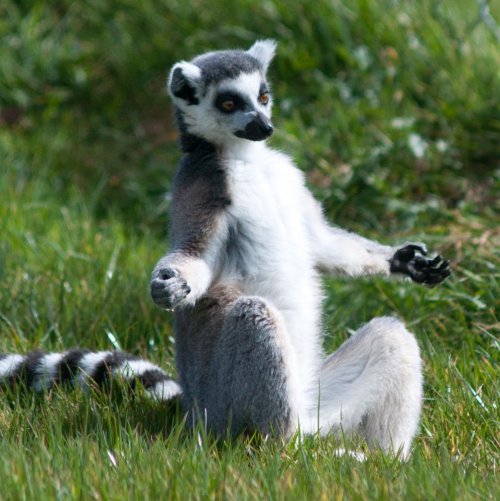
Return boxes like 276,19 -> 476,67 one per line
150,268 -> 191,309
389,243 -> 451,287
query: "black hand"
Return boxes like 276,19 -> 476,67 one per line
390,244 -> 451,287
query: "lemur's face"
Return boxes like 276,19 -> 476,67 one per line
168,40 -> 276,147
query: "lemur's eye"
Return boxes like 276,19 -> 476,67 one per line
222,100 -> 235,111
215,92 -> 244,113
259,93 -> 269,105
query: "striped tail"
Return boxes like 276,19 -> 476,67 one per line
0,350 -> 181,401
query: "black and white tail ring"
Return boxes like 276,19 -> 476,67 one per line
0,350 -> 181,401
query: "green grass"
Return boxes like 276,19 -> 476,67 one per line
1,0 -> 498,498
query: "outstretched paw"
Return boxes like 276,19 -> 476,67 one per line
150,268 -> 191,310
389,243 -> 451,287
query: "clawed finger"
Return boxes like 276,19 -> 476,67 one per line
429,255 -> 442,266
436,259 -> 449,271
422,269 -> 452,287
412,255 -> 430,270
150,278 -> 168,293
404,243 -> 428,256
412,254 -> 450,272
421,266 -> 452,287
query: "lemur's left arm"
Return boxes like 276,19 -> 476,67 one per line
305,193 -> 451,286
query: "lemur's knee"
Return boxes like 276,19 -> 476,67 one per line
229,296 -> 283,338
211,296 -> 296,437
360,316 -> 421,369
357,316 -> 422,403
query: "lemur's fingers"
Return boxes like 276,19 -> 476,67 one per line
408,254 -> 451,287
421,266 -> 452,287
429,255 -> 444,266
390,244 -> 451,286
150,277 -> 189,296
151,276 -> 191,309
420,256 -> 449,273
412,255 -> 447,271
431,258 -> 451,277
411,255 -> 430,270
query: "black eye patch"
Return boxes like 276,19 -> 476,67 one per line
214,92 -> 246,113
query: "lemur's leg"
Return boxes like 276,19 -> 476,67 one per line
315,317 -> 422,459
175,287 -> 299,437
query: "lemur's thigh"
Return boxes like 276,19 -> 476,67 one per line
175,287 -> 297,437
318,317 -> 422,458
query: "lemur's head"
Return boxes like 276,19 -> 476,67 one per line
168,40 -> 276,147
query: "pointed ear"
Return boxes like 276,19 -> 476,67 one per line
167,61 -> 202,105
247,39 -> 277,73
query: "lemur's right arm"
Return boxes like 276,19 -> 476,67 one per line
151,154 -> 229,309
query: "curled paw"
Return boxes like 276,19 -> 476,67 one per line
390,243 -> 451,287
150,268 -> 191,309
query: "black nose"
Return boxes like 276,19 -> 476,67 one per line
235,113 -> 274,141
262,122 -> 274,136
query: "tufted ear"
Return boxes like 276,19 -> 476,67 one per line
167,61 -> 202,105
247,39 -> 277,73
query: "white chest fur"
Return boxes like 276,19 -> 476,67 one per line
223,148 -> 313,291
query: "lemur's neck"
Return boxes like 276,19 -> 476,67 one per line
179,132 -> 215,154
220,139 -> 268,163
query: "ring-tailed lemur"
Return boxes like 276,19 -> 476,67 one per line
1,40 -> 450,458
149,40 -> 450,457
